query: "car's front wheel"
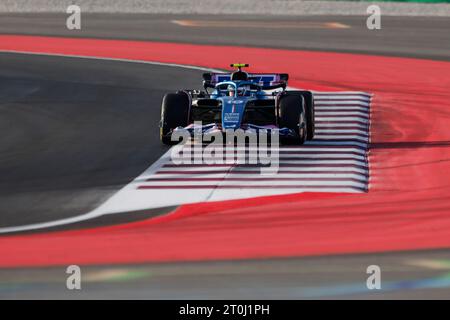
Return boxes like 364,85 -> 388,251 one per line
160,92 -> 190,145
278,94 -> 307,145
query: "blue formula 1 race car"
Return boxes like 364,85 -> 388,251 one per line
159,63 -> 315,145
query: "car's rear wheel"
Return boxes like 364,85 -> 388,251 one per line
284,91 -> 315,140
297,91 -> 315,140
160,92 -> 190,145
278,95 -> 307,145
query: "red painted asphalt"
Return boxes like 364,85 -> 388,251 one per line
1,35 -> 450,267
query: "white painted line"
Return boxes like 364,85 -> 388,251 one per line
315,101 -> 370,107
156,166 -> 369,174
305,140 -> 368,148
315,117 -> 369,122
140,180 -> 368,188
315,106 -> 369,111
165,159 -> 368,167
148,172 -> 368,180
175,153 -> 367,160
178,146 -> 368,153
315,129 -> 369,134
315,112 -> 369,118
314,135 -> 369,142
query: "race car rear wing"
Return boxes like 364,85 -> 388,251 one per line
202,72 -> 289,90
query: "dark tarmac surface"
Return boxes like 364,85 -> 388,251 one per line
1,13 -> 449,60
0,52 -> 203,228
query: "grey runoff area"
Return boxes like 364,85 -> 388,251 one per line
1,0 -> 450,16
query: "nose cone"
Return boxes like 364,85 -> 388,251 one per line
221,97 -> 245,130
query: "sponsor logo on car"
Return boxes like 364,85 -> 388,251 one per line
224,112 -> 240,122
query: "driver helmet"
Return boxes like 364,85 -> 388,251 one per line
231,70 -> 248,81
227,85 -> 235,97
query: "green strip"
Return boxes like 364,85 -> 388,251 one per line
377,0 -> 449,2
338,0 -> 450,2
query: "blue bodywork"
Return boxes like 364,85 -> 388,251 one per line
212,81 -> 263,130
172,73 -> 295,137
